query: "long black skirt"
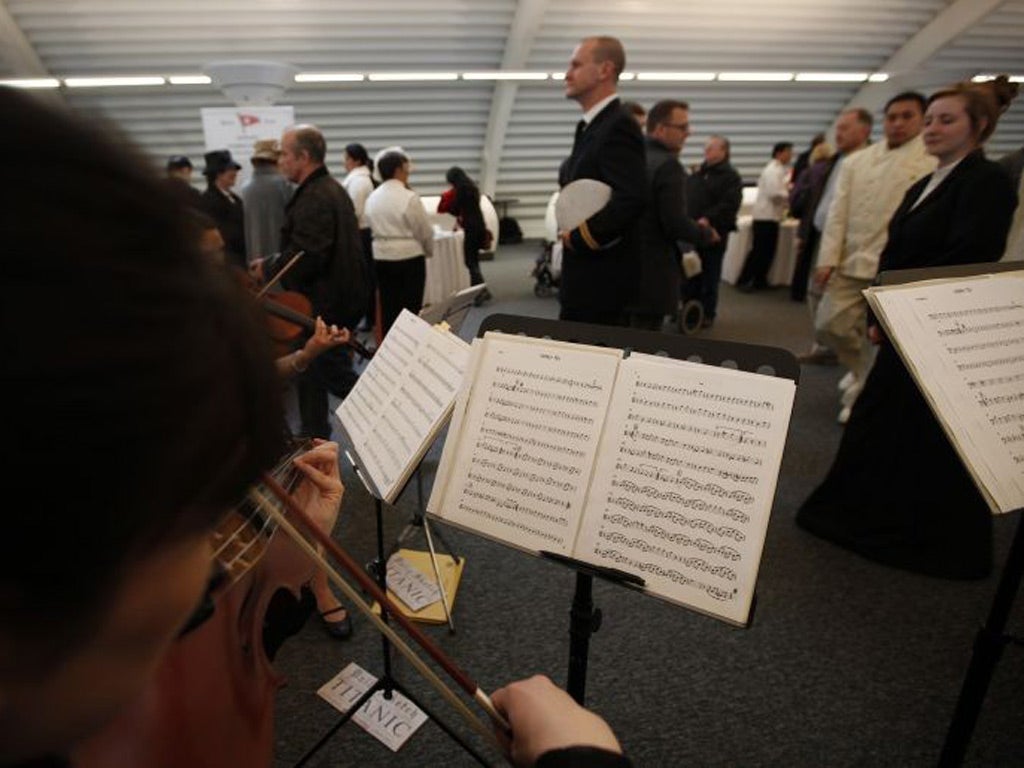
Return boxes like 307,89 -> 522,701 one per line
796,341 -> 992,579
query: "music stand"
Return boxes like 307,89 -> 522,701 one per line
474,313 -> 799,704
419,283 -> 488,328
292,445 -> 491,767
872,262 -> 1024,767
375,286 -> 490,631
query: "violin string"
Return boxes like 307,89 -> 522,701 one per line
246,487 -> 503,752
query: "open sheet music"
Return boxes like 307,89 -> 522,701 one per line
865,271 -> 1024,513
427,332 -> 796,625
336,309 -> 470,502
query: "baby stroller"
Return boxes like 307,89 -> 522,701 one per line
533,190 -> 563,298
532,239 -> 561,298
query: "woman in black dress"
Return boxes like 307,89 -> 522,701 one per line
796,77 -> 1019,579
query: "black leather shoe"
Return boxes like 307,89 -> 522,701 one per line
320,606 -> 353,640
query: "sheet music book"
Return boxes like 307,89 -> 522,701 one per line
865,271 -> 1024,514
336,309 -> 471,503
427,332 -> 796,625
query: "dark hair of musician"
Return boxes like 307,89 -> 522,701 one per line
0,85 -> 287,675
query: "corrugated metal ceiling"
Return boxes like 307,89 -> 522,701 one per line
2,0 -> 1021,237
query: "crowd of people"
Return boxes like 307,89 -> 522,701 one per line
1,27 -> 1022,768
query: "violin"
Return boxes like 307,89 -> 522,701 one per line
262,292 -> 375,361
73,441 -> 325,768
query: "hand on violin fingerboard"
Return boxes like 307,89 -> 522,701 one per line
304,317 -> 350,359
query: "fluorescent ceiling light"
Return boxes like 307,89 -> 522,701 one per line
367,72 -> 458,82
168,75 -> 211,85
462,71 -> 549,81
550,72 -> 565,80
972,73 -> 1024,83
65,76 -> 165,88
619,71 -> 636,81
717,72 -> 794,82
795,72 -> 868,83
637,72 -> 716,82
0,77 -> 60,89
295,73 -> 364,83
868,73 -> 889,83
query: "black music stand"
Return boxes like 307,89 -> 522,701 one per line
871,262 -> 1024,767
474,313 -> 800,704
292,448 -> 491,767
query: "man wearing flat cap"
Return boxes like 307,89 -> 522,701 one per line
200,149 -> 246,269
241,139 -> 293,261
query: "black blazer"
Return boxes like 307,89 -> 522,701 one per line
878,150 -> 1017,274
200,186 -> 246,269
629,137 -> 709,315
558,98 -> 647,312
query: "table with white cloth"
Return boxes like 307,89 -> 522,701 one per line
423,229 -> 470,307
721,215 -> 800,286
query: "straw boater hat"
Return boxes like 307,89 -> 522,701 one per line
251,138 -> 281,162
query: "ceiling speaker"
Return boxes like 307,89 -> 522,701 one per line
203,60 -> 298,105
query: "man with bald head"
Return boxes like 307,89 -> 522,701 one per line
557,35 -> 647,325
251,124 -> 368,441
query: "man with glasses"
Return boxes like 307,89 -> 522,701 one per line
627,99 -> 718,330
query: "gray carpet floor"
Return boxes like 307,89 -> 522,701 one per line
271,243 -> 1023,768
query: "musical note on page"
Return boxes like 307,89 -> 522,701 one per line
866,273 -> 1024,513
574,354 -> 795,625
432,334 -> 622,555
336,309 -> 469,502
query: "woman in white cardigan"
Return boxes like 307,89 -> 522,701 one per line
364,149 -> 434,335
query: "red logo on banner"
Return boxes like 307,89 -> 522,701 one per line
238,113 -> 260,127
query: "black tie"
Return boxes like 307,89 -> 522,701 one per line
575,119 -> 586,144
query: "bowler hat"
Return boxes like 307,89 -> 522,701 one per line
203,149 -> 242,177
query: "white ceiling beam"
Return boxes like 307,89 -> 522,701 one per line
0,1 -> 63,102
479,0 -> 550,197
841,0 -> 1007,117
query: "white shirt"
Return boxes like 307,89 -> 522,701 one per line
581,93 -> 619,126
910,158 -> 962,210
342,165 -> 374,228
817,135 -> 936,279
751,159 -> 790,221
364,179 -> 434,261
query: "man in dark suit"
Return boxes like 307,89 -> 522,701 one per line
686,134 -> 742,327
627,99 -> 717,330
557,35 -> 647,326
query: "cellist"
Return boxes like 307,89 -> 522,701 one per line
0,87 -> 630,768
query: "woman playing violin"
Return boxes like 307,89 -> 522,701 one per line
0,88 -> 628,768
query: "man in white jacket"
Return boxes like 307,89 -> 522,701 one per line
813,92 -> 935,423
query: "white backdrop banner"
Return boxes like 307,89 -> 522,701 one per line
200,106 -> 295,188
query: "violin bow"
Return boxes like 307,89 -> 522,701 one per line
249,475 -> 511,747
256,250 -> 305,299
